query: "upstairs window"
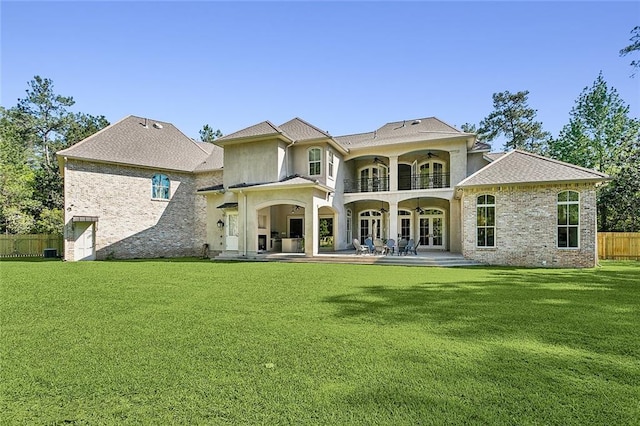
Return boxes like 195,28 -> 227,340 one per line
309,148 -> 321,176
328,151 -> 335,178
152,174 -> 170,200
558,191 -> 579,248
477,194 -> 495,247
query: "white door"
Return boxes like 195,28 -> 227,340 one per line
225,212 -> 239,251
74,222 -> 95,260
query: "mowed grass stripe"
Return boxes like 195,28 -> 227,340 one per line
1,260 -> 638,424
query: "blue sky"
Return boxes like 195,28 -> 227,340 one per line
2,1 -> 639,148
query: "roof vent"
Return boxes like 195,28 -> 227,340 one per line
412,119 -> 421,125
153,122 -> 163,129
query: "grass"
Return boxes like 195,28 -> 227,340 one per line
1,259 -> 639,425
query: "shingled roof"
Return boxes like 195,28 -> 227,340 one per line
457,150 -> 609,188
335,117 -> 473,148
58,115 -> 216,172
217,120 -> 286,141
279,117 -> 331,141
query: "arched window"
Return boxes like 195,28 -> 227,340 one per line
359,164 -> 388,192
558,191 -> 579,248
308,148 -> 322,176
477,194 -> 495,247
152,174 -> 170,200
419,160 -> 447,189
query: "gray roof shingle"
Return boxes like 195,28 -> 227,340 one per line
279,117 -> 331,141
457,150 -> 609,187
335,117 -> 472,148
217,120 -> 285,141
58,115 -> 215,172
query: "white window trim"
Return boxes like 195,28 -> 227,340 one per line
476,194 -> 496,248
328,151 -> 335,179
308,147 -> 322,177
557,190 -> 580,249
151,173 -> 170,201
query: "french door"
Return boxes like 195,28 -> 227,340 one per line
418,209 -> 445,249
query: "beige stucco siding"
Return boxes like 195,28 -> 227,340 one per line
223,140 -> 281,187
461,183 -> 598,267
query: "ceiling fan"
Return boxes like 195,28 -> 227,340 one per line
414,198 -> 424,214
426,152 -> 439,159
379,201 -> 388,213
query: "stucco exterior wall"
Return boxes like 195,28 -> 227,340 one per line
223,139 -> 280,187
461,183 -> 598,267
63,160 -> 220,260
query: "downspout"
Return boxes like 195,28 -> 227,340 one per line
242,190 -> 248,257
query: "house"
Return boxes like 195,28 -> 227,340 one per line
58,114 -> 608,267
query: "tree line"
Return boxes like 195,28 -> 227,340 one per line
1,28 -> 638,234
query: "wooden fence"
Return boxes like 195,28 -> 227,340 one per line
0,234 -> 64,258
598,232 -> 640,260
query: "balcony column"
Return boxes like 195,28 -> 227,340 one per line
389,156 -> 398,191
388,201 -> 398,241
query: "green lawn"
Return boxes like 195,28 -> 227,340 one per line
1,260 -> 639,425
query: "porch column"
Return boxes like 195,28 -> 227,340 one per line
389,155 -> 399,191
305,197 -> 320,256
389,201 -> 398,241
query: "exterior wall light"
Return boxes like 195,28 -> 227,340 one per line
217,219 -> 225,228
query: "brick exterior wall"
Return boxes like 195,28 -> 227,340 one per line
461,183 -> 599,268
63,160 -> 221,260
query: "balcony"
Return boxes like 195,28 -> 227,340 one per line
344,173 -> 450,193
399,173 -> 450,190
344,177 -> 390,193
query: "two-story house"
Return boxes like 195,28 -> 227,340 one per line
58,114 -> 608,267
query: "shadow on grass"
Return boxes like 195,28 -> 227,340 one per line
323,264 -> 640,357
326,264 -> 640,423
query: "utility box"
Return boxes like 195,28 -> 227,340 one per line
43,248 -> 58,258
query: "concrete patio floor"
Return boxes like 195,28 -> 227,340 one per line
214,250 -> 485,267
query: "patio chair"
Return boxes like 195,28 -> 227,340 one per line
353,238 -> 370,255
406,239 -> 415,256
373,239 -> 386,255
364,237 -> 375,253
385,239 -> 395,255
409,240 -> 420,255
397,238 -> 408,255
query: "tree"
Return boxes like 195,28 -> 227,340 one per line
619,26 -> 640,77
479,90 -> 551,153
0,108 -> 39,234
460,122 -> 488,144
16,76 -> 75,166
1,76 -> 109,234
548,72 -> 640,231
199,124 -> 223,142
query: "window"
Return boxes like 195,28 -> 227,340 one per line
328,151 -> 334,178
558,191 -> 579,248
359,210 -> 382,240
477,194 -> 495,247
309,148 -> 321,176
359,165 -> 388,192
346,209 -> 352,243
419,160 -> 447,189
152,174 -> 170,200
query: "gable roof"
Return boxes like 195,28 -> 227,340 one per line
457,150 -> 609,188
279,117 -> 331,141
58,115 -> 215,172
194,144 -> 224,172
217,120 -> 286,141
335,117 -> 474,148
